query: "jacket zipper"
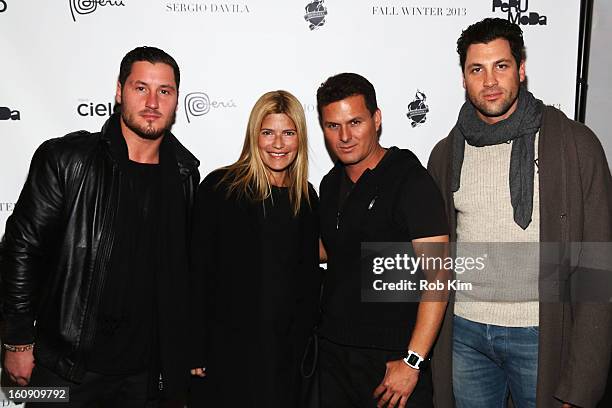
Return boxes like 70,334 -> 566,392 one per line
336,169 -> 381,231
71,166 -> 119,376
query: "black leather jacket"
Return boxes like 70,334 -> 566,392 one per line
0,115 -> 200,383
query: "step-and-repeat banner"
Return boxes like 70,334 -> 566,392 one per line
0,1 -> 580,403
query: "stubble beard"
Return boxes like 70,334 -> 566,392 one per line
121,108 -> 176,141
470,90 -> 518,119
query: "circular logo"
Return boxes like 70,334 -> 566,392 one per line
184,92 -> 211,123
70,0 -> 98,16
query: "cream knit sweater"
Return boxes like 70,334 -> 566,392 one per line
453,135 -> 540,327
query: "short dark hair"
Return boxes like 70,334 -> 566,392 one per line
316,73 -> 378,119
457,18 -> 524,72
118,46 -> 180,89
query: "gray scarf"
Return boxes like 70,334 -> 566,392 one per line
451,86 -> 543,229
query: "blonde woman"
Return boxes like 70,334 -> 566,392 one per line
189,91 -> 321,407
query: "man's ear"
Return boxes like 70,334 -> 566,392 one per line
115,81 -> 122,105
374,109 -> 382,131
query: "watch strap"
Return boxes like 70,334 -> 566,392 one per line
403,350 -> 425,370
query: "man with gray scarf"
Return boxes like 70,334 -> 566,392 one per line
428,18 -> 612,408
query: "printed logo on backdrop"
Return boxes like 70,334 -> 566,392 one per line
0,106 -> 20,120
492,0 -> 547,25
0,397 -> 24,407
304,0 -> 327,30
0,396 -> 25,407
69,0 -> 126,23
372,6 -> 466,17
406,90 -> 428,127
77,100 -> 114,117
184,92 -> 236,123
165,3 -> 250,13
0,202 -> 16,213
0,1 -> 7,13
302,103 -> 317,114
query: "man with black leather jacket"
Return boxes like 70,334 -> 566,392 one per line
0,46 -> 202,406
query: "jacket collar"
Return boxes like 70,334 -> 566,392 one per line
330,146 -> 401,183
100,113 -> 199,176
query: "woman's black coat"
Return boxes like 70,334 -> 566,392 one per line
189,169 -> 321,407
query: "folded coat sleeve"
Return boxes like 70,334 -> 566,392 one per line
0,140 -> 64,345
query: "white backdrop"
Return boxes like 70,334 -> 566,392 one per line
0,0 -> 581,404
587,0 -> 612,167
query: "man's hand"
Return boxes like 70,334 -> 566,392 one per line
373,359 -> 419,408
3,349 -> 35,386
319,239 -> 327,263
190,367 -> 206,377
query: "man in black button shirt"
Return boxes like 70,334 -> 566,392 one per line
1,47 -> 201,407
316,73 -> 449,408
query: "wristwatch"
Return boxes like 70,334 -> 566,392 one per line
403,350 -> 425,370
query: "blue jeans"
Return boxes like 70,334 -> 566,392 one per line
452,315 -> 539,408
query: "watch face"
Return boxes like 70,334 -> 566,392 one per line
407,354 -> 420,366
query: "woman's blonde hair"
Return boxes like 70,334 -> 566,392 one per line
220,90 -> 310,216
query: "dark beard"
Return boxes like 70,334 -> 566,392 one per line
121,109 -> 176,141
471,91 -> 518,118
